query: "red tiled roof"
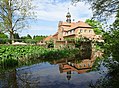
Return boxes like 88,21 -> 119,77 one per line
52,32 -> 58,37
70,21 -> 91,29
59,20 -> 92,32
43,32 -> 58,41
43,35 -> 52,41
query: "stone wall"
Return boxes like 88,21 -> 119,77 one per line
54,40 -> 75,49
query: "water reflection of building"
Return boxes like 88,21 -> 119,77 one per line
53,51 -> 103,80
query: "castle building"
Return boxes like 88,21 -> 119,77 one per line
43,11 -> 103,47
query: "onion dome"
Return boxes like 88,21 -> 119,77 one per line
66,12 -> 71,18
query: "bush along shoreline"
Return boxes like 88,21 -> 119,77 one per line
0,45 -> 79,69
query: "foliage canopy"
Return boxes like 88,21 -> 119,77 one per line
0,0 -> 35,43
72,0 -> 119,21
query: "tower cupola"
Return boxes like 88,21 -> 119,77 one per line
66,9 -> 71,23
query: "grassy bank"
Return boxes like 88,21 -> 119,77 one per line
0,45 -> 79,68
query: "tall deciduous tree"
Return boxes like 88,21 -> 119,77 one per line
112,11 -> 119,30
0,0 -> 35,43
72,0 -> 119,21
85,19 -> 104,35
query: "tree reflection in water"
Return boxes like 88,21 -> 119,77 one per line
89,48 -> 119,88
0,70 -> 18,88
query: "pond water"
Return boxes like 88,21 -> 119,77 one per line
0,51 -> 106,88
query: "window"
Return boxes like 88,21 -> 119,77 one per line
69,31 -> 71,34
63,32 -> 65,35
72,30 -> 74,34
89,30 -> 92,33
84,30 -> 86,32
80,29 -> 82,33
66,32 -> 67,35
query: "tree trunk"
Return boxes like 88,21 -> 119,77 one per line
10,31 -> 14,44
8,0 -> 14,44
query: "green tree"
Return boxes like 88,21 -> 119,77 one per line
0,0 -> 35,43
103,11 -> 119,59
85,19 -> 104,35
0,32 -> 8,44
72,0 -> 118,20
111,11 -> 119,30
13,33 -> 20,42
89,11 -> 119,88
46,40 -> 54,48
27,34 -> 32,39
33,35 -> 47,43
21,34 -> 32,43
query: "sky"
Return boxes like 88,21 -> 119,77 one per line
18,0 -> 115,37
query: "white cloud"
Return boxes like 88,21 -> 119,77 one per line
19,0 -> 116,36
34,0 -> 92,22
20,0 -> 93,36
